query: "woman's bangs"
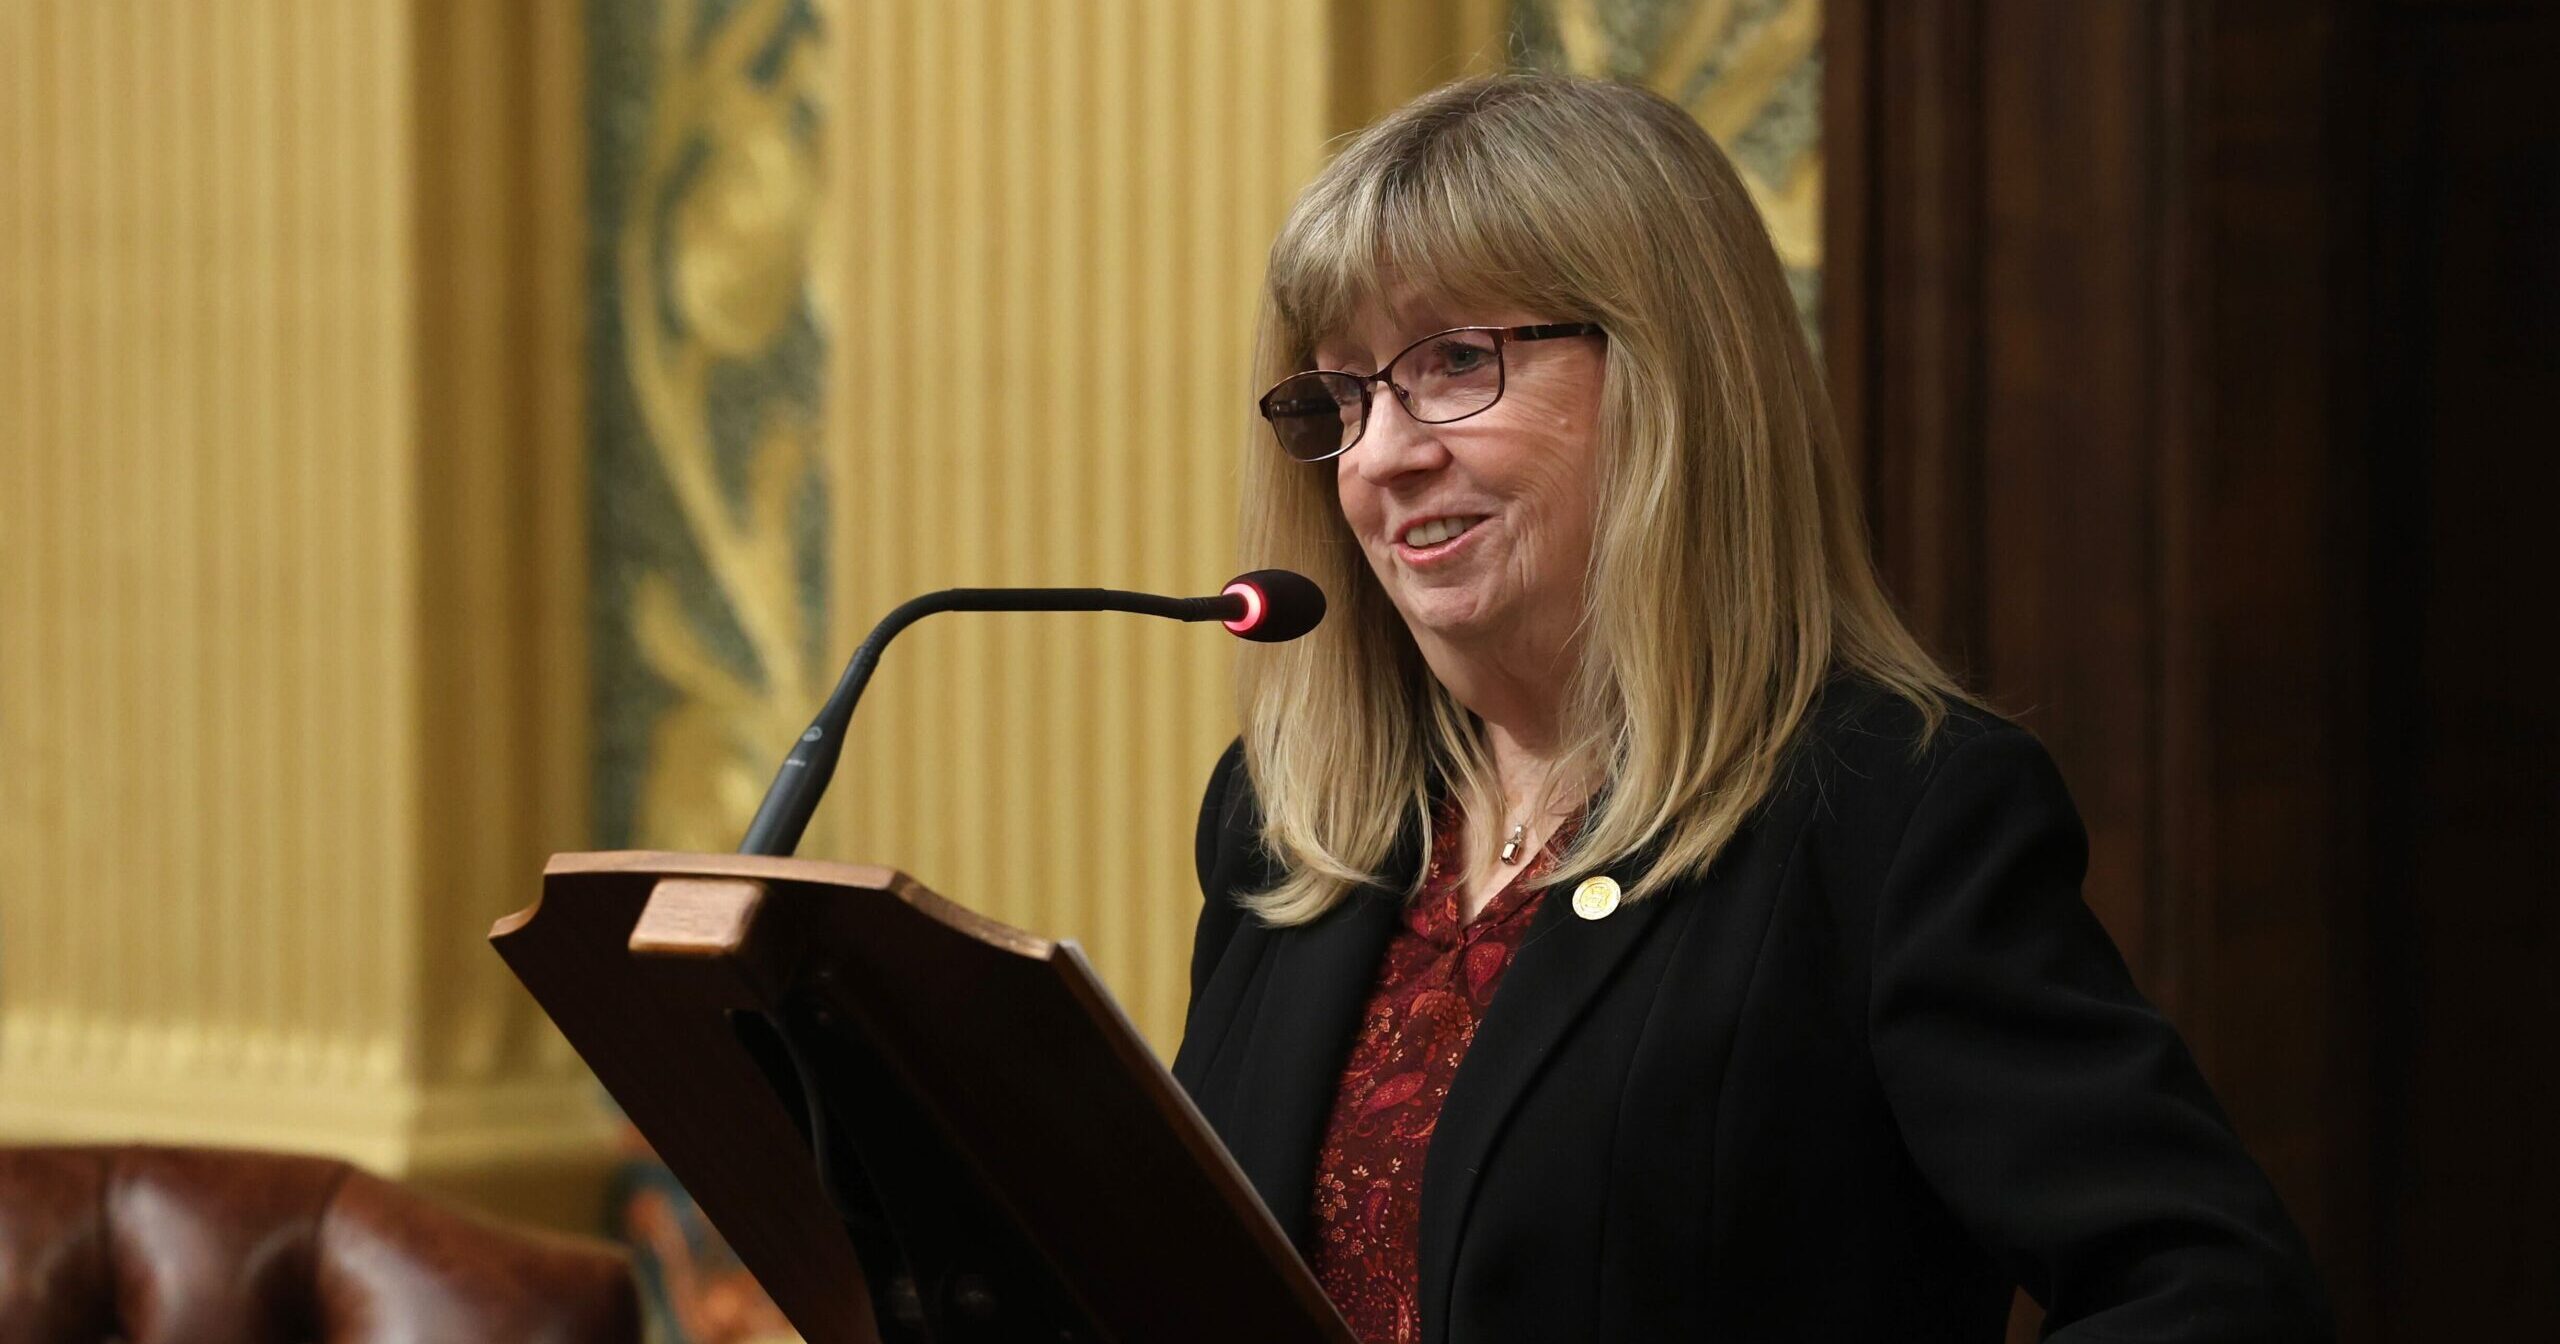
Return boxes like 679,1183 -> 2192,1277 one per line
1270,158 -> 1560,359
1267,183 -> 1389,359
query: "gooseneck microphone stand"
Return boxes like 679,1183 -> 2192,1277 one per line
737,574 -> 1320,858
720,573 -> 1323,1342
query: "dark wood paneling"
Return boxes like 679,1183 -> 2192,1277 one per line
1826,0 -> 1990,678
2162,6 -> 2376,1321
1813,1 -> 2560,1338
1973,0 -> 2167,980
2366,7 -> 2560,1332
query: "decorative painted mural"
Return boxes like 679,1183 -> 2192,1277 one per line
1512,0 -> 1824,333
592,0 -> 832,863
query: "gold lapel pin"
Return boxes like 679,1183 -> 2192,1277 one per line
1571,875 -> 1621,921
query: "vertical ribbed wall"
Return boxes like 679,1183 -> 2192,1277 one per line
407,0 -> 593,1100
0,0 -> 419,1112
821,0 -> 1339,1048
0,0 -> 605,1219
1329,0 -> 1509,134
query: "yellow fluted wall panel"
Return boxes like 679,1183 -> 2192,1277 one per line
1329,0 -> 1510,134
0,0 -> 605,1225
408,0 -> 594,1099
815,0 -> 1445,1051
0,0 -> 419,1124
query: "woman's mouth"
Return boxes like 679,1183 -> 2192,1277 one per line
1394,515 -> 1488,564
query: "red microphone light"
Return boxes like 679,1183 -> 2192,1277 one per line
1221,580 -> 1267,635
1219,569 -> 1324,642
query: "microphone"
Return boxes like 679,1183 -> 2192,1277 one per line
1214,568 -> 1326,643
737,570 -> 1325,856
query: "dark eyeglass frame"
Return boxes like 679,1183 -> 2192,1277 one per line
1256,322 -> 1606,463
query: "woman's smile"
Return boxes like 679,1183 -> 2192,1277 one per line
1390,513 -> 1491,566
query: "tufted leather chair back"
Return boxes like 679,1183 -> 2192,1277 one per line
0,1145 -> 641,1344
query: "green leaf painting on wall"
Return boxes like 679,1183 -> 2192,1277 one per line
593,0 -> 831,865
1513,0 -> 1823,335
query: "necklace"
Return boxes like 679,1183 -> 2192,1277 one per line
1498,822 -> 1526,865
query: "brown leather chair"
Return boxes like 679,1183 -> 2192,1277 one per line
0,1145 -> 641,1344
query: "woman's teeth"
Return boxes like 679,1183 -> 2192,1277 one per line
1402,516 -> 1482,548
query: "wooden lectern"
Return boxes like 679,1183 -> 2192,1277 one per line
492,850 -> 1353,1344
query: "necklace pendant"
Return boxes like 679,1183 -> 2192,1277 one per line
1499,823 -> 1526,865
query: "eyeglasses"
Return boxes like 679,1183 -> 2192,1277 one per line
1256,322 -> 1605,463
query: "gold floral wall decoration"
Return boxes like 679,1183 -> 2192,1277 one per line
1513,0 -> 1823,331
596,0 -> 831,861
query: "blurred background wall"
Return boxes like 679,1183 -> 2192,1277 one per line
0,0 -> 608,1221
3,2 -> 2550,1343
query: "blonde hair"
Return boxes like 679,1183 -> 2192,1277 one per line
1238,72 -> 1968,924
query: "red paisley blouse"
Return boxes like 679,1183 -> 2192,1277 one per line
1307,800 -> 1576,1344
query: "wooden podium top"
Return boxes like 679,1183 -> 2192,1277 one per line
494,850 -> 1351,1344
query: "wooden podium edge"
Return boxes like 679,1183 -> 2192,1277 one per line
1045,940 -> 1349,1335
491,852 -> 885,1343
517,850 -> 1055,962
496,851 -> 1353,1344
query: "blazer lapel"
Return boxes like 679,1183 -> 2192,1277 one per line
1415,868 -> 1677,1335
1218,885 -> 1401,1248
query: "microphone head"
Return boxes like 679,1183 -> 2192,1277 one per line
1221,569 -> 1326,643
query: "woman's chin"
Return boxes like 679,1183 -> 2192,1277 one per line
1391,585 -> 1510,645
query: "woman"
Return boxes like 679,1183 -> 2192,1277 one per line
1170,73 -> 2330,1343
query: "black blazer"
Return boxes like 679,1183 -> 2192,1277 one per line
1171,677 -> 2330,1343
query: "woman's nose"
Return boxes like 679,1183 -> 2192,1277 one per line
1346,388 -> 1449,484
